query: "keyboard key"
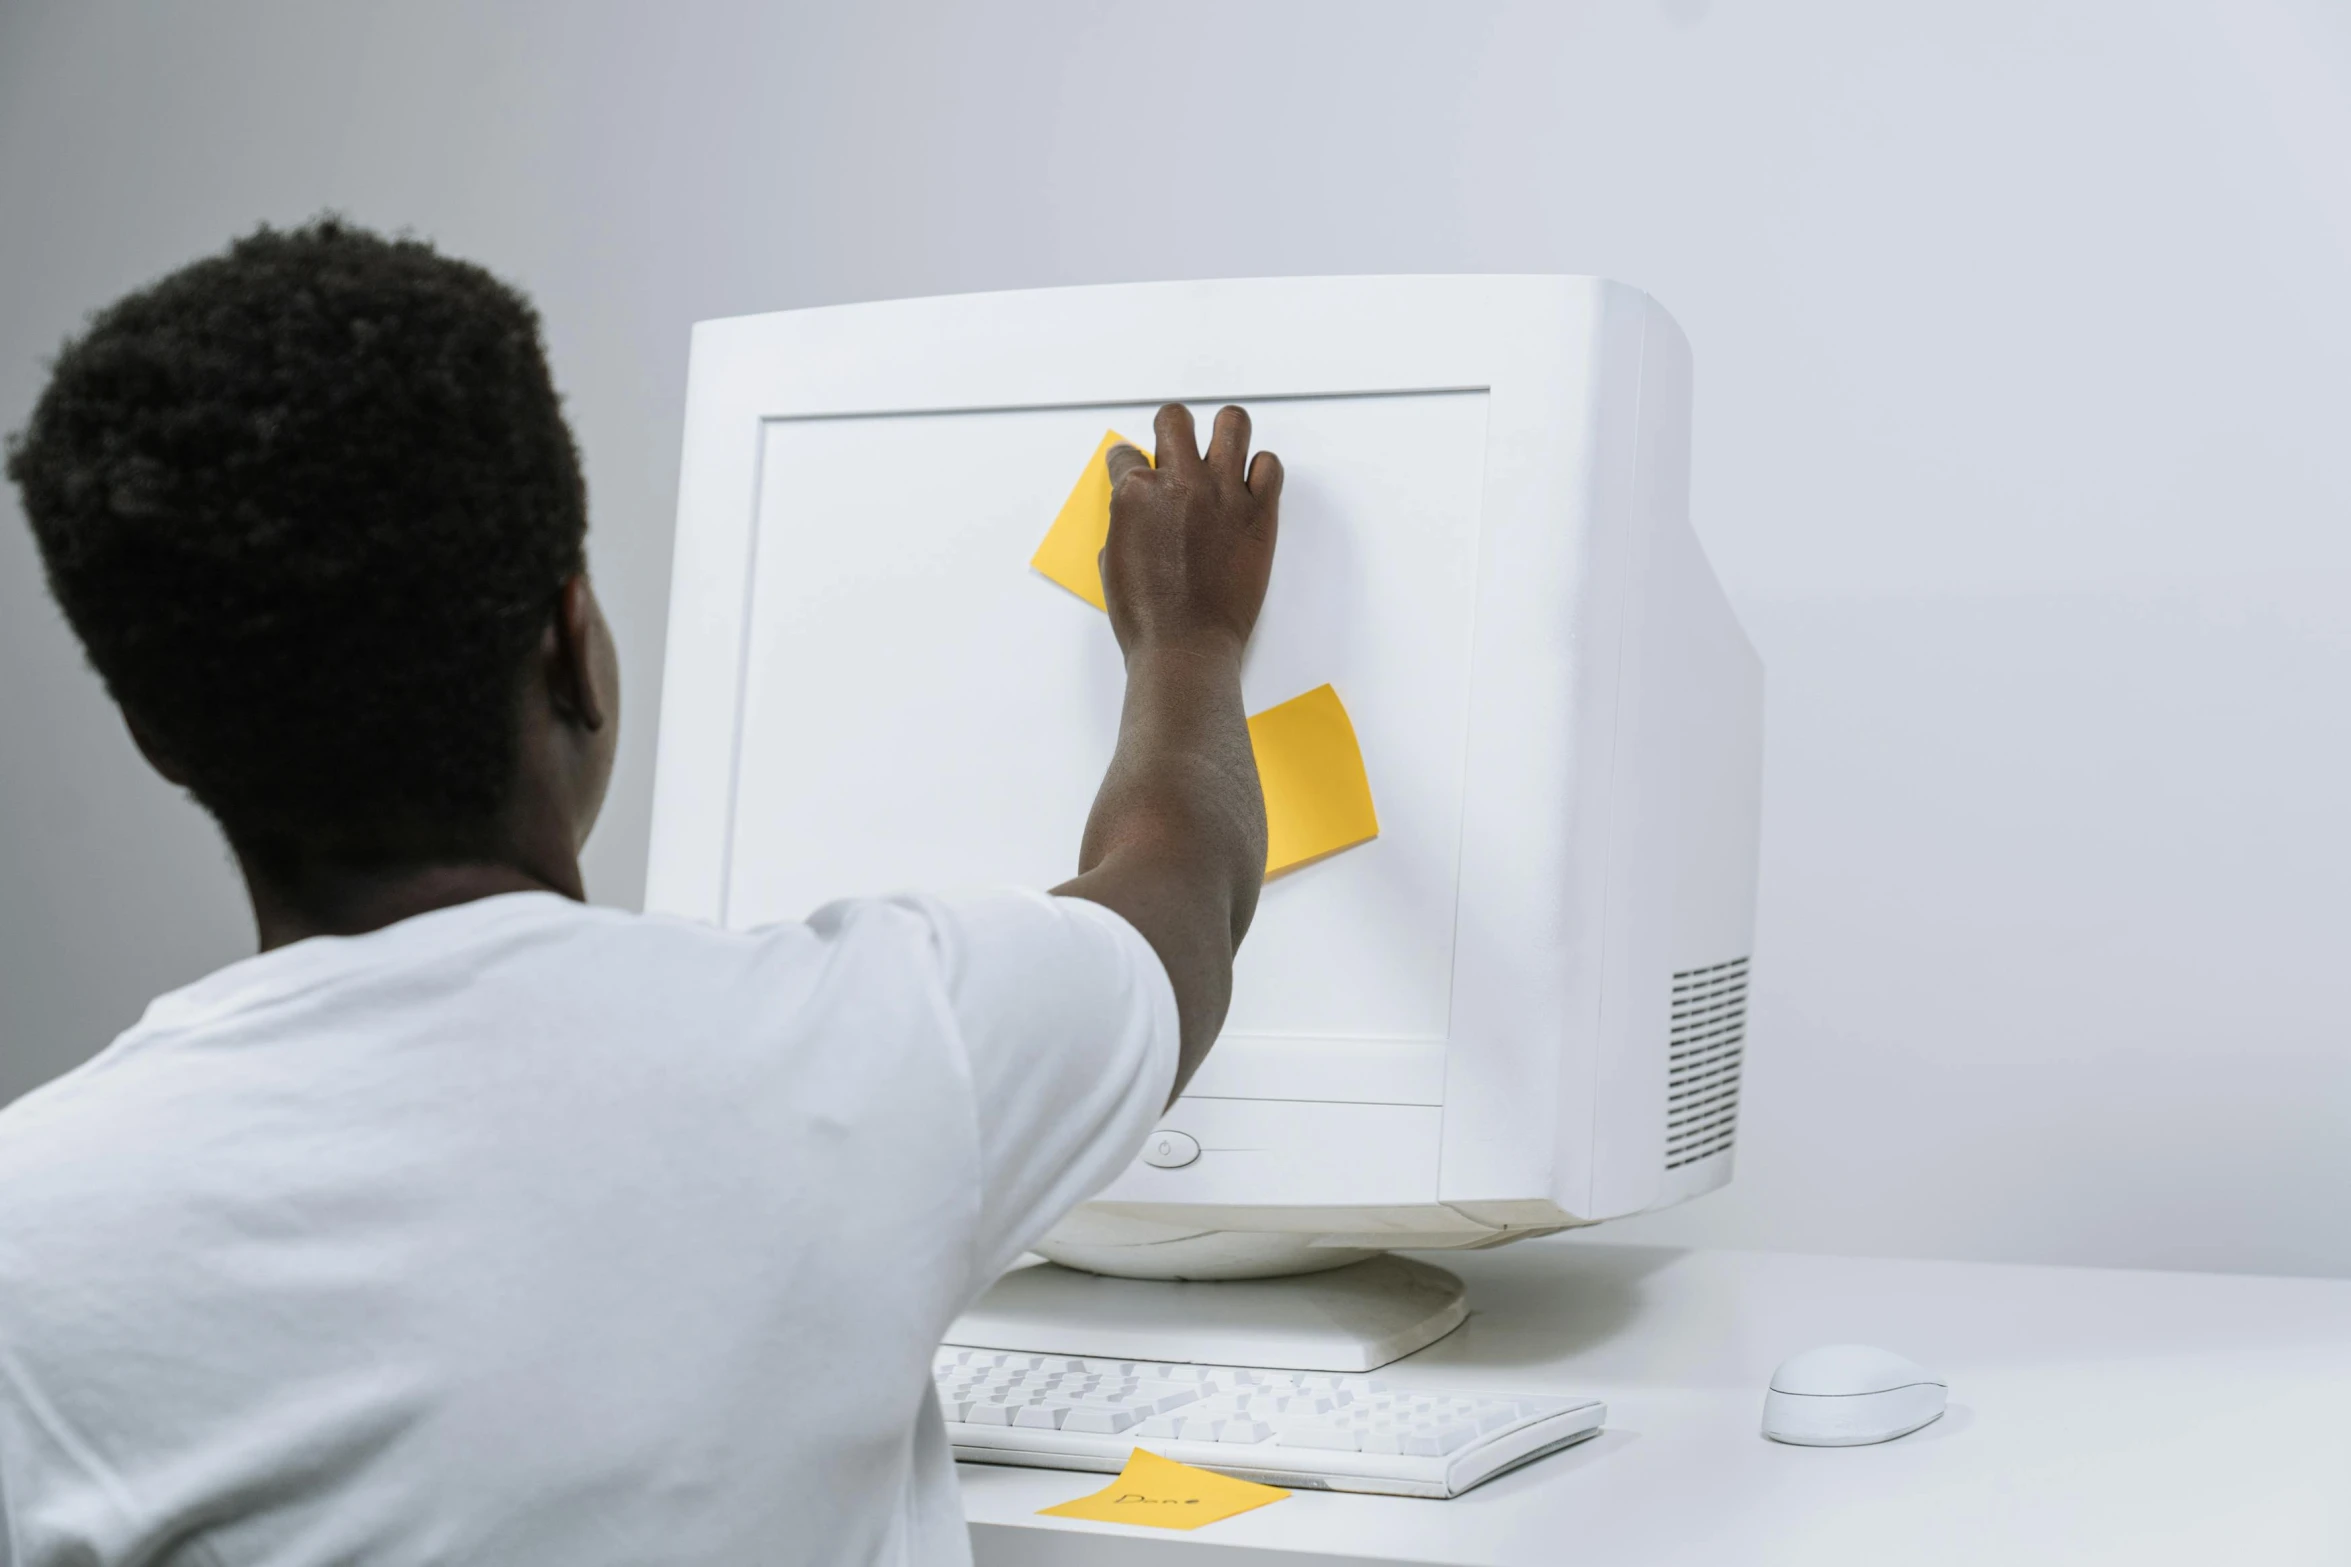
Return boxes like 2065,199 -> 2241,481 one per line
1217,1420 -> 1274,1443
1061,1406 -> 1144,1435
1133,1415 -> 1181,1439
963,1403 -> 1012,1427
1400,1422 -> 1479,1456
1012,1405 -> 1065,1430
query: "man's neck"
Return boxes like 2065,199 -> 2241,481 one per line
239,857 -> 584,952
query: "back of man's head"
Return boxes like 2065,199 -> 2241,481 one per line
7,218 -> 587,871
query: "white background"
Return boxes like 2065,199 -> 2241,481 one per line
3,1 -> 2346,1278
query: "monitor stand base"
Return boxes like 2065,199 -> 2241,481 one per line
945,1255 -> 1469,1373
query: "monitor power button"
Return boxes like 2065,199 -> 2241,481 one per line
1141,1131 -> 1202,1169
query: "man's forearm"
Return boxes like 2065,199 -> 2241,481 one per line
1059,637 -> 1266,1090
1081,640 -> 1263,914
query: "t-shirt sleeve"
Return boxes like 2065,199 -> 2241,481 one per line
903,889 -> 1181,1289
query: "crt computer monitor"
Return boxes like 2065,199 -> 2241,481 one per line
648,275 -> 1763,1291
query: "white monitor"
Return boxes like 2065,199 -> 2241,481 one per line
648,275 -> 1762,1284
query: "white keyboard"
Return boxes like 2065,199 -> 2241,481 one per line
935,1347 -> 1606,1498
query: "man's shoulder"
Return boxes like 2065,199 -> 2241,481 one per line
0,1057 -> 172,1314
0,1031 -> 160,1178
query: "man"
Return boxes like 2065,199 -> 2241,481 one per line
0,219 -> 1280,1565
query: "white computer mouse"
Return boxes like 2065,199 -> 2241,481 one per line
1761,1344 -> 1946,1446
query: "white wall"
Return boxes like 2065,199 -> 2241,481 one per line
4,0 -> 2347,1277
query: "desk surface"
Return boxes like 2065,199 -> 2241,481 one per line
959,1240 -> 2351,1565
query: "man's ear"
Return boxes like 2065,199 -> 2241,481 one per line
546,574 -> 611,733
122,711 -> 192,787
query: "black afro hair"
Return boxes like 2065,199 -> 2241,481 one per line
6,218 -> 587,867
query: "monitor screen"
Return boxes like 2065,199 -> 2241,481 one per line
721,390 -> 1490,1054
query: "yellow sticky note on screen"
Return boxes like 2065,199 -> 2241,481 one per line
1030,430 -> 1149,609
1249,684 -> 1379,876
1038,1447 -> 1289,1530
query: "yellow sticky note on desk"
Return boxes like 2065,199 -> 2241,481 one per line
1030,430 -> 1150,609
1038,1447 -> 1289,1530
1249,683 -> 1380,876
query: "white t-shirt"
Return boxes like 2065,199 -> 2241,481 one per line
0,889 -> 1177,1567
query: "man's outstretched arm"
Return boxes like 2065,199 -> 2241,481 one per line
1054,401 -> 1283,1104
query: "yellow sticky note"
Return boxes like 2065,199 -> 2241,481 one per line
1249,683 -> 1380,876
1038,1447 -> 1289,1531
1030,429 -> 1149,609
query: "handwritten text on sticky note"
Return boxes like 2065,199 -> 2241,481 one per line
1029,430 -> 1150,610
1248,683 -> 1380,876
1038,1447 -> 1290,1530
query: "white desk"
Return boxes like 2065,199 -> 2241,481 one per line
959,1240 -> 2351,1565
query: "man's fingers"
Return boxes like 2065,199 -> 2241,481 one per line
1105,442 -> 1151,487
1206,405 -> 1252,481
1247,448 -> 1284,506
1152,402 -> 1201,472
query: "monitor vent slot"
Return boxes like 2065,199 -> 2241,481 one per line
1666,957 -> 1748,1170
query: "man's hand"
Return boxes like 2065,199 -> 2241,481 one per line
1056,403 -> 1283,1104
1100,403 -> 1283,659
